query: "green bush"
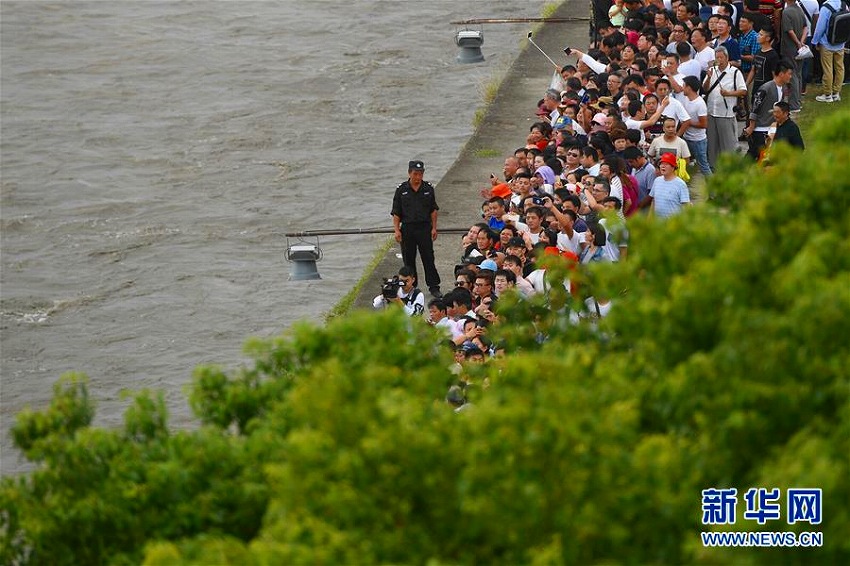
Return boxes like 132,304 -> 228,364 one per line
2,111 -> 848,565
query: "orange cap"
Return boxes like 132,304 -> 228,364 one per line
491,183 -> 512,198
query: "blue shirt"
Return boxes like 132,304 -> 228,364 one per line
650,176 -> 690,218
714,36 -> 741,62
738,30 -> 759,73
631,160 -> 657,203
813,0 -> 848,51
488,217 -> 506,231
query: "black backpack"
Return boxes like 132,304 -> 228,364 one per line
825,0 -> 850,45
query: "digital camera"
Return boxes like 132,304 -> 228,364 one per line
381,275 -> 404,299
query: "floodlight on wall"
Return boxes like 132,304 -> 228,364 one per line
455,28 -> 484,63
285,237 -> 322,281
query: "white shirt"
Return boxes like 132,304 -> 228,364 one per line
549,70 -> 566,92
694,46 -> 715,71
372,286 -> 425,316
648,135 -> 691,159
799,0 -> 818,29
678,59 -> 703,80
510,219 -> 530,233
681,95 -> 708,141
448,318 -> 466,340
661,95 -> 693,126
514,276 -> 536,297
704,65 -> 745,118
667,41 -> 696,57
527,268 -> 570,295
608,176 -> 627,221
580,53 -> 607,75
624,117 -> 644,131
557,229 -> 584,255
527,269 -> 549,295
667,71 -> 687,93
599,217 -> 627,262
433,316 -> 455,336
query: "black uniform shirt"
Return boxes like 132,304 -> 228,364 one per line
391,180 -> 439,224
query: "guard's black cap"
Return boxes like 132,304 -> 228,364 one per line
408,160 -> 425,171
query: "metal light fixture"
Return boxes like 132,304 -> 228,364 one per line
285,237 -> 322,281
455,28 -> 484,63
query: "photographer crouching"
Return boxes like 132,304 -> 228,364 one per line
371,265 -> 425,316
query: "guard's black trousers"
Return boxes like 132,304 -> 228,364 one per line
401,222 -> 440,291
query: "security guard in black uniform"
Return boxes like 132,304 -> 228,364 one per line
391,160 -> 441,298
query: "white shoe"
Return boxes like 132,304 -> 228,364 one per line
815,94 -> 835,102
834,93 -> 842,101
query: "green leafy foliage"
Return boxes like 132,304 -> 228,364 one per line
2,111 -> 849,565
1,383 -> 268,565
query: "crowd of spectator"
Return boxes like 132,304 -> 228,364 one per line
377,0 -> 846,405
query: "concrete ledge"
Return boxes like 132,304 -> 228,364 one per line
350,2 -> 587,310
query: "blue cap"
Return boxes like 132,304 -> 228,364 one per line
553,115 -> 573,130
479,259 -> 498,272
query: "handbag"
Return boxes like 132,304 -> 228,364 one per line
796,44 -> 813,60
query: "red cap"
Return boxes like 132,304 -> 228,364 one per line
659,153 -> 678,167
491,183 -> 512,198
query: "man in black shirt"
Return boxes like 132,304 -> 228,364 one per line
770,101 -> 805,150
392,160 -> 442,298
747,27 -> 780,100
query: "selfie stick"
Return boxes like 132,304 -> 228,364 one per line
526,31 -> 560,70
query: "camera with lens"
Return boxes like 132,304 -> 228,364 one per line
381,275 -> 404,299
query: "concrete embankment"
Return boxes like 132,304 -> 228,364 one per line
351,2 -> 588,309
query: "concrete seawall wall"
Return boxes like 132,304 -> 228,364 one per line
351,2 -> 588,309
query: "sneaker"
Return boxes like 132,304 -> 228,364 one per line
834,93 -> 842,101
429,287 -> 442,299
815,94 -> 835,102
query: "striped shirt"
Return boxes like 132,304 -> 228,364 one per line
650,176 -> 690,218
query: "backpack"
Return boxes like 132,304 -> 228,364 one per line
825,1 -> 850,45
